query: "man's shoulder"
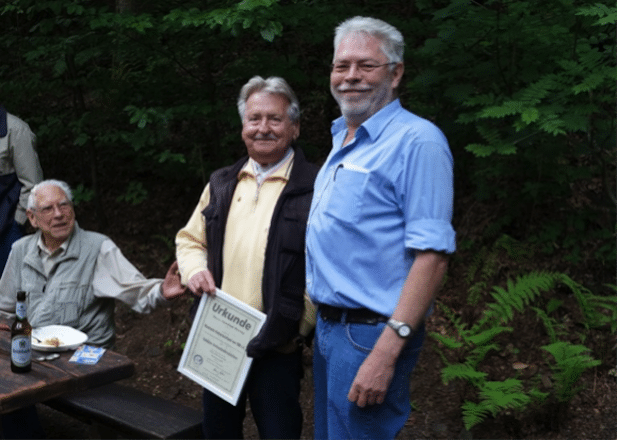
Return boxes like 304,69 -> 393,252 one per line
11,233 -> 37,251
6,113 -> 32,133
210,156 -> 249,182
76,228 -> 111,244
388,105 -> 447,145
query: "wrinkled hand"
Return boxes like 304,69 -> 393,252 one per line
347,350 -> 397,407
187,269 -> 217,296
161,261 -> 189,300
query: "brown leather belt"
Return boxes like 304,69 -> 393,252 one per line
319,304 -> 387,325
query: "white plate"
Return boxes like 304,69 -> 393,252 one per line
31,325 -> 88,352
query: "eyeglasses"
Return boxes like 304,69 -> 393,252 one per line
330,62 -> 397,73
34,201 -> 73,217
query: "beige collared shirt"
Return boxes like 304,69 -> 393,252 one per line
176,151 -> 316,336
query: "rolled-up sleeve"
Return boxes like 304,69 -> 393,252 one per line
175,184 -> 210,285
403,140 -> 456,254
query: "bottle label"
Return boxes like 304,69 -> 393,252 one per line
15,301 -> 27,320
11,335 -> 31,367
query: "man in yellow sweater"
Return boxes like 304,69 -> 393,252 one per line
175,76 -> 318,439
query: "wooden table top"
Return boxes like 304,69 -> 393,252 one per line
0,317 -> 134,414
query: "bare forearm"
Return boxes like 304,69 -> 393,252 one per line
348,250 -> 449,406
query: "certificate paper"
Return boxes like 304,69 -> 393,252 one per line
178,289 -> 266,405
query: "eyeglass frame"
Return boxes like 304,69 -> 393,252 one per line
330,61 -> 398,74
31,200 -> 73,217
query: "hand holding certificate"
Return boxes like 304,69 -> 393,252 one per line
178,289 -> 266,405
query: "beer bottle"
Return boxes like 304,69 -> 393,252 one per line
11,291 -> 32,373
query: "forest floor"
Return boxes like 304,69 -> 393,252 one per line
36,179 -> 616,440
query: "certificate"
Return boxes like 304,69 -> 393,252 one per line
177,289 -> 266,405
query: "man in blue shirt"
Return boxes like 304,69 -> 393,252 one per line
305,16 -> 456,439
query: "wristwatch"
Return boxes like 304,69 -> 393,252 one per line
387,318 -> 413,339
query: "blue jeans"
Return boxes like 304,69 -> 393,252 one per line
201,350 -> 303,439
313,314 -> 425,439
0,219 -> 23,274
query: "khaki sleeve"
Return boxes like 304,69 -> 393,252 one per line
298,292 -> 317,337
175,184 -> 211,285
10,117 -> 43,224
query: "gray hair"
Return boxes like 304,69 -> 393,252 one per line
28,179 -> 73,210
333,16 -> 405,65
237,76 -> 300,123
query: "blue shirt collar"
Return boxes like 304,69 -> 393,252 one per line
331,99 -> 402,144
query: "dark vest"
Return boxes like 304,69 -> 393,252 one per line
202,148 -> 317,358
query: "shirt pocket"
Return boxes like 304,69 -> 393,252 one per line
325,163 -> 369,223
50,282 -> 87,328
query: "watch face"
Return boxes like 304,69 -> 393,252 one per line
399,325 -> 412,338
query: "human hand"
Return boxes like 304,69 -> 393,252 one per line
161,261 -> 189,300
187,269 -> 217,296
347,349 -> 396,407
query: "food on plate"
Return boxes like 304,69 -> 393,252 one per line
42,337 -> 62,347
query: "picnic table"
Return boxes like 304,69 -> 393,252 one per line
0,317 -> 134,414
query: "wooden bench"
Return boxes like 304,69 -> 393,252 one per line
44,383 -> 203,439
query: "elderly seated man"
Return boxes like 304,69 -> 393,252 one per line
0,179 -> 187,439
0,179 -> 187,346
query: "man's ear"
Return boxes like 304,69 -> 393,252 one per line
390,62 -> 404,90
26,210 -> 38,229
293,122 -> 300,141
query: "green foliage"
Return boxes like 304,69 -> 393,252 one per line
116,181 -> 148,205
542,341 -> 602,403
71,183 -> 95,205
461,379 -> 546,431
480,272 -> 555,325
410,0 -> 616,261
431,269 -> 614,431
1,1 -> 614,272
559,276 -> 617,332
465,234 -> 532,305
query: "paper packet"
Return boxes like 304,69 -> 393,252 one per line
69,345 -> 106,365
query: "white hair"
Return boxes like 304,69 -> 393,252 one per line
333,16 -> 405,65
28,179 -> 73,210
237,76 -> 300,123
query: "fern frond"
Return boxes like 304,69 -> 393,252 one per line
430,332 -> 463,350
538,113 -> 567,135
467,326 -> 513,346
558,274 -> 617,331
484,272 -> 558,324
461,400 -> 491,431
441,363 -> 487,385
467,343 -> 500,368
515,74 -> 560,105
435,302 -> 469,335
478,379 -> 531,413
576,3 -> 617,25
462,379 -> 533,430
464,142 -> 517,157
531,306 -> 558,343
542,341 -> 602,402
479,100 -> 525,118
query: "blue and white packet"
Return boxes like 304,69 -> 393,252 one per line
69,345 -> 106,364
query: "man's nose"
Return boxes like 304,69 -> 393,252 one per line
52,205 -> 64,216
257,119 -> 270,132
344,64 -> 362,81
